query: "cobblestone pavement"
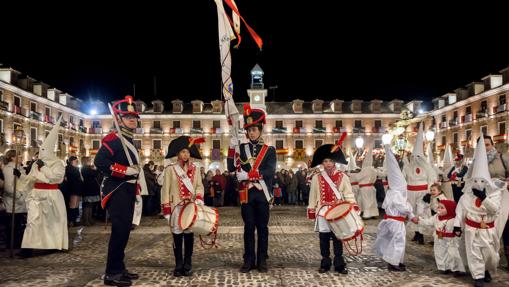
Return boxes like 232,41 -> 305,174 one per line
1,206 -> 509,286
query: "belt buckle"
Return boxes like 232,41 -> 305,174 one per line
480,221 -> 488,229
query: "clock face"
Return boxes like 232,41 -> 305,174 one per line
254,95 -> 261,102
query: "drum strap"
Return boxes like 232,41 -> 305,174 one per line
173,164 -> 196,196
244,144 -> 273,203
320,170 -> 344,201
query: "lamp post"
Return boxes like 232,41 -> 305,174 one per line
10,127 -> 25,258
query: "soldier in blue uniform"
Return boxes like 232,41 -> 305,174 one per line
94,95 -> 142,286
227,104 -> 276,273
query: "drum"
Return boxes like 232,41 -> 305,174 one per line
179,201 -> 219,236
324,201 -> 364,242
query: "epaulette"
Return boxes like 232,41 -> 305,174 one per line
102,132 -> 118,144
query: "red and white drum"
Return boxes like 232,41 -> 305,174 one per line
179,202 -> 219,236
324,201 -> 364,242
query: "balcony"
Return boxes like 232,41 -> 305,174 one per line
29,110 -> 42,121
476,110 -> 488,119
276,148 -> 289,155
0,101 -> 9,111
272,127 -> 287,134
60,120 -> 68,128
170,128 -> 183,134
496,104 -> 507,113
190,128 -> 203,134
313,127 -> 326,133
332,127 -> 347,133
371,127 -> 385,133
150,127 -> 163,134
78,126 -> 87,133
448,119 -> 458,127
292,127 -> 307,134
464,114 -> 473,123
88,128 -> 103,134
494,134 -> 507,143
210,127 -> 223,134
352,127 -> 365,133
44,115 -> 54,124
11,105 -> 24,115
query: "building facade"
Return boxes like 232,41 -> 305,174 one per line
0,65 -> 422,171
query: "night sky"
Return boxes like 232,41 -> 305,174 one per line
1,1 -> 508,111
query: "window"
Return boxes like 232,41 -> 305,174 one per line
275,140 -> 284,149
295,140 -> 304,149
315,140 -> 323,148
0,90 -> 3,101
173,121 -> 181,128
481,100 -> 488,112
57,111 -> 63,121
499,121 -> 506,135
315,120 -> 323,128
441,115 -> 446,122
92,140 -> 100,149
374,120 -> 382,128
153,103 -> 162,113
92,120 -> 101,128
30,128 -> 37,147
276,121 -> 283,129
0,119 -> 3,133
481,125 -> 488,136
30,102 -> 37,112
335,120 -> 342,128
13,123 -> 22,132
500,95 -> 507,106
153,139 -> 162,150
79,119 -> 84,127
14,96 -> 21,107
453,111 -> 458,120
69,137 -> 74,146
453,133 -> 458,145
69,115 -> 74,124
374,139 -> 382,149
466,106 -> 472,114
213,120 -> 221,129
442,135 -> 446,145
134,140 -> 142,150
354,120 -> 362,128
213,139 -> 221,149
45,107 -> 51,117
465,129 -> 472,142
192,120 -> 201,129
153,121 -> 161,129
80,139 -> 84,149
295,120 -> 303,128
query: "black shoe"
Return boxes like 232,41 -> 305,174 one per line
388,264 -> 405,272
484,271 -> 491,282
398,263 -> 406,271
411,232 -> 419,242
335,266 -> 348,274
474,279 -> 484,287
454,271 -> 466,277
417,234 -> 425,245
319,257 -> 331,273
122,270 -> 139,280
15,249 -> 33,258
104,274 -> 132,286
240,263 -> 255,273
441,269 -> 452,274
258,261 -> 268,273
173,269 -> 184,277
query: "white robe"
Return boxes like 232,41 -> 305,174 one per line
454,189 -> 501,279
419,215 -> 465,272
357,167 -> 379,218
21,159 -> 68,250
373,190 -> 414,266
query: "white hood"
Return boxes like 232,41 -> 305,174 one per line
362,147 -> 373,168
442,144 -> 453,171
347,148 -> 359,171
39,116 -> 62,161
384,144 -> 407,200
412,123 -> 424,157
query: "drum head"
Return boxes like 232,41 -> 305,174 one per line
325,201 -> 352,221
179,202 -> 198,230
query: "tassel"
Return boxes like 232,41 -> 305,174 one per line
243,104 -> 251,116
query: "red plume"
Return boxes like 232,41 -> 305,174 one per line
243,104 -> 251,116
188,137 -> 205,147
337,132 -> 347,147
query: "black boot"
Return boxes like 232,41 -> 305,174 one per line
388,263 -> 405,272
505,246 -> 509,271
484,271 -> 491,282
183,233 -> 194,276
411,232 -> 419,241
319,233 -> 331,273
332,233 -> 347,274
474,278 -> 484,287
172,233 -> 184,277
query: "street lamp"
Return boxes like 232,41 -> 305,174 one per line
382,133 -> 393,145
425,130 -> 435,142
355,136 -> 364,149
10,127 -> 25,258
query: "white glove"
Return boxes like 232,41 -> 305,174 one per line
229,136 -> 239,148
164,214 -> 170,222
126,167 -> 140,176
236,169 -> 249,181
196,199 -> 204,206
